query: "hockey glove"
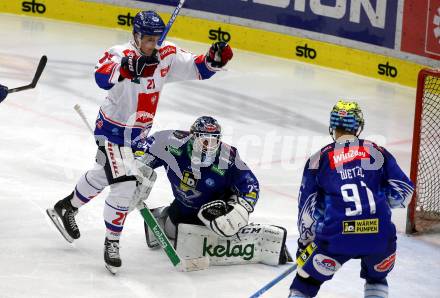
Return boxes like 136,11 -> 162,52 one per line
206,42 -> 233,68
0,84 -> 8,103
120,54 -> 159,80
198,196 -> 252,237
296,240 -> 308,259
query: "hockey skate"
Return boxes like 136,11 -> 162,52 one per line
104,238 -> 121,274
364,279 -> 388,298
46,193 -> 80,243
289,290 -> 310,298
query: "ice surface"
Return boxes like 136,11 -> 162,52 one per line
0,13 -> 438,298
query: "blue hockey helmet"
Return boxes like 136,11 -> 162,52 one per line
133,11 -> 165,37
329,100 -> 364,138
190,116 -> 222,155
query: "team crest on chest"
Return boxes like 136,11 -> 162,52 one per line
175,171 -> 202,206
180,171 -> 198,192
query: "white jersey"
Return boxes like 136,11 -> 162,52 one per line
94,40 -> 215,148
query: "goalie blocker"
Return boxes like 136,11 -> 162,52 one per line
145,211 -> 292,266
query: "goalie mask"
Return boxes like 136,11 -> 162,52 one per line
329,100 -> 364,140
190,116 -> 222,163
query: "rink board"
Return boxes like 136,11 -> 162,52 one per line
0,0 -> 425,87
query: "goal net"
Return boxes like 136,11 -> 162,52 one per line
406,68 -> 440,234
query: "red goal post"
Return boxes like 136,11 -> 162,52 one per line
406,68 -> 440,234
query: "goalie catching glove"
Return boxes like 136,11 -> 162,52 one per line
197,195 -> 253,237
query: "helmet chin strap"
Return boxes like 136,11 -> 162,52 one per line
329,127 -> 336,141
131,33 -> 144,55
355,126 -> 363,138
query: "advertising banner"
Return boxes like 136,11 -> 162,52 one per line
139,0 -> 398,49
0,0 -> 425,87
401,0 -> 440,60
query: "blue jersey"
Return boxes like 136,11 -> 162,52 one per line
298,138 -> 413,255
141,130 -> 259,225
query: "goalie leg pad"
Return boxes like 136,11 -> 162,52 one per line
144,206 -> 171,248
175,223 -> 290,266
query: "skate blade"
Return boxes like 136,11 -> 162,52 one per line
105,263 -> 119,275
46,208 -> 74,243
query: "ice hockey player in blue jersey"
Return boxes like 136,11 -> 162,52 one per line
0,84 -> 8,103
142,116 -> 258,235
288,101 -> 414,298
138,116 -> 292,266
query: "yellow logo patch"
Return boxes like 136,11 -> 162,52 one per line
180,171 -> 197,192
342,219 -> 379,234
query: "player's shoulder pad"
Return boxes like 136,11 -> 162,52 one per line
159,41 -> 177,60
218,142 -> 238,165
172,130 -> 190,140
165,130 -> 190,157
362,139 -> 385,153
320,143 -> 334,155
305,144 -> 332,170
105,42 -> 133,57
150,129 -> 187,142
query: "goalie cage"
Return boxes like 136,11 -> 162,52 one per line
406,68 -> 440,234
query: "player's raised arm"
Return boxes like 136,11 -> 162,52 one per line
165,41 -> 233,82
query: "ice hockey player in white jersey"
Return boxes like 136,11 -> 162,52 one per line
46,10 -> 233,274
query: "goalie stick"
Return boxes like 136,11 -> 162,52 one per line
8,55 -> 47,94
249,262 -> 298,298
137,201 -> 208,271
72,104 -> 209,271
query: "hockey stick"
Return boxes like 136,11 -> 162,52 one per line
8,55 -> 47,94
249,262 -> 298,298
157,0 -> 186,47
137,201 -> 208,271
74,104 -> 94,133
73,104 -> 208,271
